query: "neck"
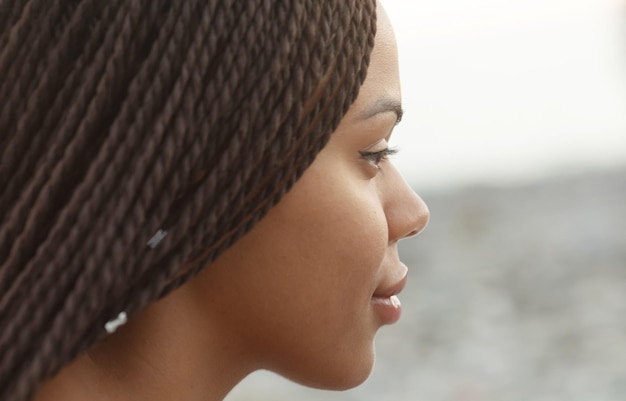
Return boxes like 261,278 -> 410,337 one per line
34,289 -> 255,401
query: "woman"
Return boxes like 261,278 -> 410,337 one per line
0,1 -> 429,400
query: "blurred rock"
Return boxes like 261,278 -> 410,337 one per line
226,168 -> 626,401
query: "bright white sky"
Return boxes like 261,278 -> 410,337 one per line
383,0 -> 626,191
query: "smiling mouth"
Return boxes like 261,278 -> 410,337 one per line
371,273 -> 407,325
371,294 -> 401,308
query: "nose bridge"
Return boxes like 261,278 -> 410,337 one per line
383,166 -> 429,242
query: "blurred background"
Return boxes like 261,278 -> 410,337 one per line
226,0 -> 626,399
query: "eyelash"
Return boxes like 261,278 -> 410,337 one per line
358,147 -> 399,169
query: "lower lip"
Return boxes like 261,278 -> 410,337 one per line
371,295 -> 402,324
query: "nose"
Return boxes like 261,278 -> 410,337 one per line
383,165 -> 429,242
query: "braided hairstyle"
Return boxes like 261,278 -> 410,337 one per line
0,0 -> 377,400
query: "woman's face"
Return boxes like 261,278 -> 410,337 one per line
195,4 -> 429,390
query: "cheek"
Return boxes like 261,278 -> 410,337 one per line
278,167 -> 389,296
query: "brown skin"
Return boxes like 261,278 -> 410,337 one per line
35,3 -> 429,401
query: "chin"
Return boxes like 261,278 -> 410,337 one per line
280,343 -> 377,391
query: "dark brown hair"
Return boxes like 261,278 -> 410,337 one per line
0,0 -> 376,400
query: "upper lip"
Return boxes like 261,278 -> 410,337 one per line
372,271 -> 407,298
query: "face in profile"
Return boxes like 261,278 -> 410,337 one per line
193,2 -> 429,391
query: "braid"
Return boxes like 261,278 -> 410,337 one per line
1,1 -> 186,395
0,1 -> 377,400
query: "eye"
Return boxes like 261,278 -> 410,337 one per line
359,147 -> 398,169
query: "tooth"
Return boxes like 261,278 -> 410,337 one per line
390,295 -> 401,308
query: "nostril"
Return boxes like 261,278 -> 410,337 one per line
406,228 -> 420,238
406,207 -> 429,239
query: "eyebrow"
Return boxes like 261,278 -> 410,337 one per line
357,98 -> 404,124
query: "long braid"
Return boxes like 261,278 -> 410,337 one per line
0,0 -> 185,392
0,0 -> 119,279
127,0 -> 325,298
0,1 -> 377,400
0,0 -> 150,323
0,0 -> 168,390
86,0 -> 296,304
